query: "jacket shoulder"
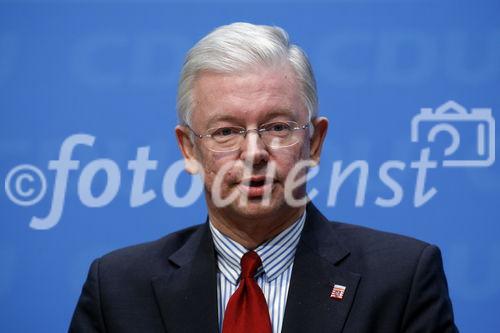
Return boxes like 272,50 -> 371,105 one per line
330,220 -> 430,250
97,224 -> 204,277
325,220 -> 435,275
306,203 -> 430,256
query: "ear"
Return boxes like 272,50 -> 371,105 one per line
309,117 -> 329,165
175,125 -> 201,174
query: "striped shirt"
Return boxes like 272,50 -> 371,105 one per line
209,212 -> 306,333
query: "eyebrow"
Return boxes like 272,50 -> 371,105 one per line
206,109 -> 297,128
206,114 -> 242,128
262,109 -> 297,121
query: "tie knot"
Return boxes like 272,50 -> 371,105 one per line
240,251 -> 262,278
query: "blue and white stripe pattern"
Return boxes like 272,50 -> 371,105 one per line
209,212 -> 306,333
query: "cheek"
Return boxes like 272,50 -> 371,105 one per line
272,147 -> 306,180
299,141 -> 311,159
199,151 -> 241,188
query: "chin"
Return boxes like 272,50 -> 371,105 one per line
206,184 -> 295,220
230,195 -> 287,220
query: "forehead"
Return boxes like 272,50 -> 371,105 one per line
191,65 -> 306,127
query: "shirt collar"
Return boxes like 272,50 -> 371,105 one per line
209,211 -> 306,285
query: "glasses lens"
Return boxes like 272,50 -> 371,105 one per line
261,121 -> 300,148
201,122 -> 306,152
206,126 -> 244,152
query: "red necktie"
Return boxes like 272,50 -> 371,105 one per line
222,251 -> 272,333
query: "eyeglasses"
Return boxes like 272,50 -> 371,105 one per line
186,120 -> 310,152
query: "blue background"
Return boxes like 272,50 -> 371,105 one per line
1,0 -> 499,331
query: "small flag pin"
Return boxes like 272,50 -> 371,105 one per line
330,284 -> 346,300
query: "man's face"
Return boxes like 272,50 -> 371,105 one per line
176,65 -> 327,221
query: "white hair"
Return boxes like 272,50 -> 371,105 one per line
176,22 -> 318,126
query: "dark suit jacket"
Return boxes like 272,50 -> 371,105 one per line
69,203 -> 458,332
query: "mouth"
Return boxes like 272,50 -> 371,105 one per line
237,176 -> 275,198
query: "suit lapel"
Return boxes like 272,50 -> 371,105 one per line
150,204 -> 360,333
282,204 -> 361,333
151,223 -> 219,333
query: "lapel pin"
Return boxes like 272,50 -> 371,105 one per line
330,284 -> 346,300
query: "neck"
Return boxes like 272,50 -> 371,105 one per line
208,204 -> 305,249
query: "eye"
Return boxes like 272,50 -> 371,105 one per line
265,122 -> 291,132
211,127 -> 241,137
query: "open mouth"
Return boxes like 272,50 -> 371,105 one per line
245,179 -> 266,187
238,177 -> 274,198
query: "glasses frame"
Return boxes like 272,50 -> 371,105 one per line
185,120 -> 310,152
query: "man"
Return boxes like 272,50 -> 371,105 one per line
70,22 -> 457,332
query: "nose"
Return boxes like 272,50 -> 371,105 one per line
240,130 -> 269,167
